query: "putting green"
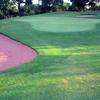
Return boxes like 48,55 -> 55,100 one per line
16,17 -> 100,32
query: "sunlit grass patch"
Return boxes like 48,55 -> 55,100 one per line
36,45 -> 100,56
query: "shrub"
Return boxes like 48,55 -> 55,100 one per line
0,10 -> 5,19
95,4 -> 100,11
51,5 -> 66,12
7,4 -> 18,17
23,4 -> 41,15
63,3 -> 71,11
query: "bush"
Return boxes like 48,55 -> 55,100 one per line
63,3 -> 71,11
23,5 -> 41,15
0,10 -> 5,19
68,4 -> 76,11
7,5 -> 18,17
53,5 -> 61,12
95,4 -> 100,11
0,2 -> 18,19
51,5 -> 66,12
29,5 -> 41,14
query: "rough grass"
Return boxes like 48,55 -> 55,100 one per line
0,11 -> 100,100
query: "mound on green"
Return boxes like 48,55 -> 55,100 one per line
0,12 -> 100,100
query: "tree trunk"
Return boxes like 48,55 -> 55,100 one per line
18,0 -> 21,13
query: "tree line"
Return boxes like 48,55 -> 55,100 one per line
0,0 -> 100,19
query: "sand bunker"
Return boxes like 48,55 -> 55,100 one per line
0,33 -> 37,71
80,14 -> 97,17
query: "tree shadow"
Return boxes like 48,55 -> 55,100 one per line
0,18 -> 100,77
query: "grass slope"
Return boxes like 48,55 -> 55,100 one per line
0,12 -> 100,100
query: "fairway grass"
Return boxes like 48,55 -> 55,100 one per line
0,12 -> 100,100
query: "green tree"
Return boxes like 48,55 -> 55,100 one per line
0,0 -> 10,17
14,0 -> 24,15
88,0 -> 96,10
41,0 -> 63,12
26,0 -> 32,5
53,0 -> 63,6
71,0 -> 88,11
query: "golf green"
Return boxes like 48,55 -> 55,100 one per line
0,11 -> 100,100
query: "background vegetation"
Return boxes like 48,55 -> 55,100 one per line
0,0 -> 100,19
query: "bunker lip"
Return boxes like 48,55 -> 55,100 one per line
80,14 -> 97,17
0,33 -> 37,71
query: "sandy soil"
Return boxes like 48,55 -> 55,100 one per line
0,34 -> 37,71
80,14 -> 96,17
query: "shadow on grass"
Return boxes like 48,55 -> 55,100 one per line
0,20 -> 100,75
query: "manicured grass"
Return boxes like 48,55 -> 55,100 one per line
0,11 -> 100,100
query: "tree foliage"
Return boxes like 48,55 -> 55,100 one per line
70,0 -> 88,11
26,0 -> 32,5
0,0 -> 12,18
70,0 -> 98,11
0,0 -> 10,12
41,0 -> 64,12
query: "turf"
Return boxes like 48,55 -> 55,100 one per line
0,11 -> 100,100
